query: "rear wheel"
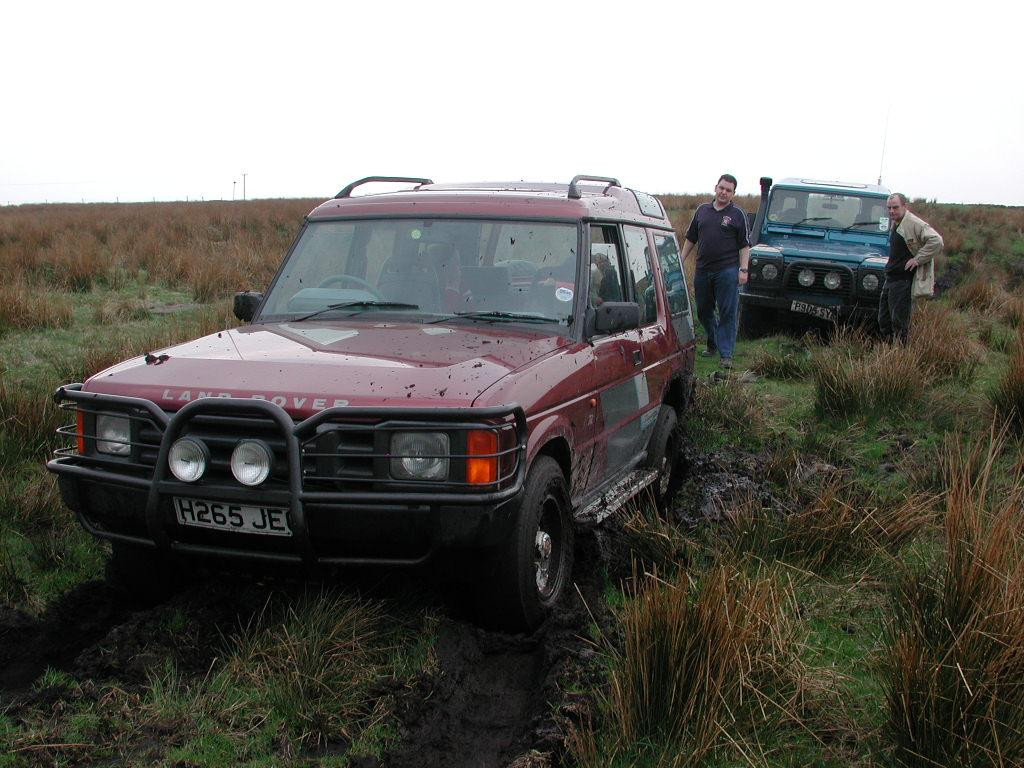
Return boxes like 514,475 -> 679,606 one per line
642,405 -> 683,515
478,456 -> 574,632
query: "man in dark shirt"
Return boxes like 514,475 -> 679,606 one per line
879,193 -> 943,343
680,174 -> 751,369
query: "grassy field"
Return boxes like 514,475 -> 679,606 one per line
1,196 -> 1023,766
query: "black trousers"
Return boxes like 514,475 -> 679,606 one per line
879,278 -> 913,344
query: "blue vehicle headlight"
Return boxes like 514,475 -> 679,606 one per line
862,273 -> 880,292
761,263 -> 779,281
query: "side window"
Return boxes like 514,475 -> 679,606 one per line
653,233 -> 690,315
588,225 -> 625,307
623,225 -> 657,325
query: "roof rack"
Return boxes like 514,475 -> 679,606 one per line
567,175 -> 621,200
335,176 -> 434,199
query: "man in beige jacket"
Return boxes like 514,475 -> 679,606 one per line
879,193 -> 943,343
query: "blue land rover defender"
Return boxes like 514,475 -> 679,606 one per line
740,177 -> 891,333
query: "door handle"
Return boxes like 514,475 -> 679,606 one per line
633,350 -> 643,367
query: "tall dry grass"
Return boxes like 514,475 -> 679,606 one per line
0,199 -> 316,299
221,590 -> 395,749
0,280 -> 74,333
717,474 -> 936,573
812,307 -> 982,417
571,564 -> 804,767
884,430 -> 1024,766
989,325 -> 1024,434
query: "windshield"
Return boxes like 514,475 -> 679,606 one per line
767,190 -> 890,234
260,219 -> 580,325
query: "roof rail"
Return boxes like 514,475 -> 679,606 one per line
567,175 -> 621,200
335,176 -> 434,199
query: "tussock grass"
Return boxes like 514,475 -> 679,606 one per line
0,380 -> 64,460
910,302 -> 983,382
0,281 -> 74,333
717,475 -> 936,573
571,564 -> 803,767
222,590 -> 396,749
813,308 -> 981,417
689,375 -> 768,447
616,495 -> 687,578
883,431 -> 1024,766
92,296 -> 150,324
989,327 -> 1024,434
0,200 -> 313,299
748,337 -> 813,380
976,317 -> 1017,352
813,341 -> 919,416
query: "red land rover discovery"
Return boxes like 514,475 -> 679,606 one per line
47,175 -> 696,630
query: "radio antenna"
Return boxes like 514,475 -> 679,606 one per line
877,106 -> 891,186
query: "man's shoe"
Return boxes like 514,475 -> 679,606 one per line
721,358 -> 733,370
702,347 -> 717,358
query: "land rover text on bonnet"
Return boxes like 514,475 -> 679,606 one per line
47,176 -> 697,630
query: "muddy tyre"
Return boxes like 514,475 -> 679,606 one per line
643,405 -> 683,514
106,541 -> 186,605
479,456 -> 574,632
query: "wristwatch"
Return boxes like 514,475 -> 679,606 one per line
739,268 -> 748,273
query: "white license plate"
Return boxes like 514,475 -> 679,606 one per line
791,300 -> 837,321
174,497 -> 292,537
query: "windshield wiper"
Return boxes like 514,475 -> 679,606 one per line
429,310 -> 563,325
293,301 -> 420,322
783,217 -> 831,227
841,220 -> 884,231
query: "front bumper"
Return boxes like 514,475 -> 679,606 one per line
48,386 -> 527,567
741,258 -> 884,321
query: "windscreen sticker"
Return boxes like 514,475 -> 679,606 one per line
555,286 -> 574,302
879,218 -> 890,231
410,228 -> 422,240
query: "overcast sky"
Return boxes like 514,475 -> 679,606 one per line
3,0 -> 1022,207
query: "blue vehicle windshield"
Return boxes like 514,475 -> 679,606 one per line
767,190 -> 890,234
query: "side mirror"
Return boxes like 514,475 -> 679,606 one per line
233,291 -> 263,322
591,302 -> 640,336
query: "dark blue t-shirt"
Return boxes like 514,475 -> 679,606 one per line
684,201 -> 750,273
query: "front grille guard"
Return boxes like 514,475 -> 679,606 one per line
48,384 -> 528,566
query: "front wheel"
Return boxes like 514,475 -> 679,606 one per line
478,456 -> 574,632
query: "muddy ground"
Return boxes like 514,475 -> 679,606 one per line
0,439 -> 762,767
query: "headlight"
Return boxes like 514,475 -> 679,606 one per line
96,414 -> 131,456
390,432 -> 449,481
231,440 -> 273,486
862,273 -> 880,291
761,263 -> 779,281
824,271 -> 841,290
169,438 -> 208,482
798,269 -> 815,287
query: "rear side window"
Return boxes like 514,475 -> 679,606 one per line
623,226 -> 657,325
653,233 -> 690,316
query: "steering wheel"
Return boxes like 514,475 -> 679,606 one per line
317,274 -> 385,299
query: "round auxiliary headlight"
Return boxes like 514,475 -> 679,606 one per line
169,438 -> 208,483
231,440 -> 273,486
862,273 -> 880,291
798,268 -> 815,287
824,271 -> 841,290
761,263 -> 779,281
